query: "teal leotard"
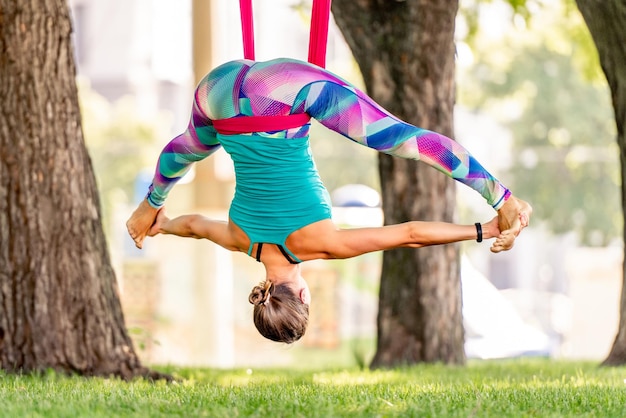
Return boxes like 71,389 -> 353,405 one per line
217,131 -> 331,262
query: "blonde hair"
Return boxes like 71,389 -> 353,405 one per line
248,280 -> 309,343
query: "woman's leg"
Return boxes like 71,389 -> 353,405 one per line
127,92 -> 222,248
295,80 -> 531,249
297,81 -> 507,208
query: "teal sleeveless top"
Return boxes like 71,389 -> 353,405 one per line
217,132 -> 332,262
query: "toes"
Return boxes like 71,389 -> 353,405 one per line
491,231 -> 516,252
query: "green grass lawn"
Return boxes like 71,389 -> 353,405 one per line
0,359 -> 625,417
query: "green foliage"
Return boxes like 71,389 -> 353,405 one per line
459,0 -> 531,44
458,1 -> 618,245
0,360 -> 625,417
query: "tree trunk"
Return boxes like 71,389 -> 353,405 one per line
333,0 -> 464,366
575,0 -> 626,366
0,0 -> 161,379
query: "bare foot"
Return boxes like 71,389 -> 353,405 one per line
126,199 -> 159,249
492,195 -> 532,253
490,230 -> 516,253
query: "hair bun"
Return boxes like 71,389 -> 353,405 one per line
248,281 -> 272,306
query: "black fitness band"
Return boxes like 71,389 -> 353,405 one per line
475,223 -> 483,243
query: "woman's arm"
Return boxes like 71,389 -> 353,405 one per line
398,220 -> 498,248
303,217 -> 504,260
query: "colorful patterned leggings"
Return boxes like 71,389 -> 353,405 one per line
146,58 -> 510,210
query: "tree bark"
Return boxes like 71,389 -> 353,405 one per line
575,0 -> 626,366
0,0 -> 162,379
333,0 -> 464,366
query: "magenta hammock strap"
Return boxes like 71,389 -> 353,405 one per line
226,0 -> 330,134
238,0 -> 331,67
308,0 -> 331,68
239,0 -> 255,60
212,114 -> 312,135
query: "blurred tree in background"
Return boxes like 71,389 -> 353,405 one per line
333,0 -> 465,367
458,0 -> 618,246
574,0 -> 626,367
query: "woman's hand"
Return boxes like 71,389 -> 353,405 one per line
147,208 -> 170,237
481,216 -> 501,240
477,216 -> 516,253
483,216 -> 513,253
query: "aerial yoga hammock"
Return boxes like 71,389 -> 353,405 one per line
126,0 -> 532,344
212,0 -> 331,134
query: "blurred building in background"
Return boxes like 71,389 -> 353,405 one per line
69,0 -> 621,368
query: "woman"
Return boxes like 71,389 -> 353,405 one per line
127,57 -> 532,343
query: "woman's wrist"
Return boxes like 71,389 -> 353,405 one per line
479,218 -> 500,241
474,223 -> 483,242
472,217 -> 499,242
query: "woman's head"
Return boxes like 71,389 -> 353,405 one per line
248,279 -> 310,343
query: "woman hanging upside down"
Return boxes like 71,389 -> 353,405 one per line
126,58 -> 532,344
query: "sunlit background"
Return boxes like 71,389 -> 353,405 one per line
69,0 -> 621,368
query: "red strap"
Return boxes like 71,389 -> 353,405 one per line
212,114 -> 311,135
308,0 -> 332,68
239,0 -> 255,60
238,0 -> 331,67
226,1 -> 329,135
